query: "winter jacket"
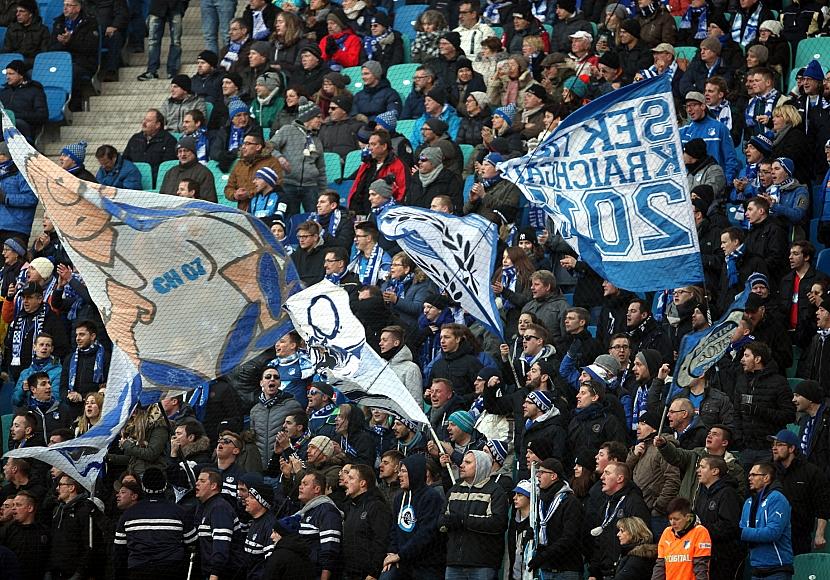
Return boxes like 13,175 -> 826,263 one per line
95,154 -> 143,190
521,407 -> 567,464
49,492 -> 103,576
289,63 -> 330,98
627,436 -> 681,516
191,70 -> 224,109
734,363 -> 795,450
113,498 -> 195,573
529,480 -> 584,572
4,308 -> 68,378
59,345 -> 110,401
194,493 -> 244,578
457,106 -> 491,147
50,11 -> 99,74
115,412 -> 170,475
680,116 -> 739,181
616,40 -> 655,85
521,292 -> 570,352
351,78 -> 402,119
24,397 -> 72,439
782,267 -> 827,351
382,278 -> 435,334
775,454 -> 830,555
249,88 -> 282,131
798,402 -> 830,479
463,176 -> 521,226
263,533 -> 313,579
659,440 -> 746,503
250,391 -> 303,469
613,542 -> 658,580
661,383 -> 735,433
339,403 -> 377,466
550,12 -> 592,53
160,93 -> 207,133
269,121 -> 327,188
694,477 -> 746,580
318,116 -> 363,160
0,80 -> 47,128
297,495 -> 344,576
440,464 -> 509,569
628,315 -> 673,364
679,56 -> 734,95
740,482 -> 793,571
385,345 -> 423,407
636,6 -> 677,48
291,238 -> 331,286
0,520 -> 50,580
365,30 -> 404,70
587,483 -> 651,579
3,17 -> 49,60
685,156 -> 726,198
223,152 -> 283,212
405,167 -> 464,213
716,249 -> 768,316
428,340 -> 483,404
744,216 -> 790,288
122,130 -> 178,183
319,29 -> 362,69
771,180 -> 810,234
0,166 -> 37,237
341,488 -> 391,578
158,158 -> 218,202
568,403 -> 628,466
772,125 -> 815,185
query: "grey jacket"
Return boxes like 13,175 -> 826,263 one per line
388,345 -> 423,407
249,391 -> 304,469
160,93 -> 207,133
269,122 -> 327,187
521,292 -> 570,353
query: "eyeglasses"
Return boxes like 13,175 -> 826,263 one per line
262,373 -> 279,379
390,262 -> 404,267
667,409 -> 685,415
324,258 -> 343,263
674,289 -> 691,295
57,482 -> 74,487
296,234 -> 314,239
609,345 -> 629,351
308,389 -> 321,396
522,335 -> 540,341
241,141 -> 259,146
329,104 -> 339,110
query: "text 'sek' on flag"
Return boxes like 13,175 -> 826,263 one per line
674,282 -> 752,388
284,280 -> 429,424
499,74 -> 704,293
377,207 -> 504,339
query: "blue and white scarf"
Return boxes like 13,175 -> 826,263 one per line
386,272 -> 413,299
68,341 -> 106,391
363,30 -> 392,61
469,396 -> 485,420
708,100 -> 732,130
725,243 -> 746,287
228,126 -> 245,151
801,403 -> 824,457
250,190 -> 280,218
766,177 -> 794,202
189,127 -> 209,163
14,272 -> 58,318
340,435 -> 358,458
680,5 -> 708,40
60,272 -> 87,321
349,243 -> 387,285
732,3 -> 762,45
745,89 -> 779,129
325,269 -> 346,284
630,383 -> 649,431
481,175 -> 502,189
220,37 -> 247,70
0,159 -> 14,176
371,198 -> 395,216
64,16 -> 81,34
639,60 -> 678,81
312,209 -> 342,238
251,10 -> 269,40
538,483 -> 572,545
10,307 -> 45,367
483,0 -> 511,24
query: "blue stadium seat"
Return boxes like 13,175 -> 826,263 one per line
32,51 -> 73,97
793,552 -> 830,578
286,212 -> 312,246
811,219 -> 825,252
42,0 -> 64,24
1,413 -> 12,454
43,86 -> 68,123
401,35 -> 411,64
329,180 -> 353,203
564,293 -> 574,306
324,151 -> 342,184
0,27 -> 6,48
394,5 -> 426,39
0,53 -> 23,80
817,248 -> 830,276
462,174 -> 474,204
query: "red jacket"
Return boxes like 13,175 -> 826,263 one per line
347,154 -> 407,214
319,30 -> 362,69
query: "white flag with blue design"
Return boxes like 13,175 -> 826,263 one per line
284,280 -> 429,424
499,74 -> 704,292
377,207 -> 503,339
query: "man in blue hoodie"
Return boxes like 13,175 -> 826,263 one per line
740,461 -> 793,579
384,454 -> 445,580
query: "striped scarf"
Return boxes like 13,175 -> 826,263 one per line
10,307 -> 45,367
386,272 -> 413,299
680,5 -> 708,40
68,341 -> 106,391
732,3 -> 762,45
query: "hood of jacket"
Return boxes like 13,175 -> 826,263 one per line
445,339 -> 475,362
462,449 -> 493,487
390,344 -> 415,365
181,435 -> 212,458
402,453 -> 427,492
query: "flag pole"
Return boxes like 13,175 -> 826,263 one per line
428,424 -> 456,485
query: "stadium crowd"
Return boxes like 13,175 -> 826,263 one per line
5,0 -> 830,578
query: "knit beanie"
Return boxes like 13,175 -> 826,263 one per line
332,92 -> 353,112
448,410 -> 475,434
61,140 -> 87,166
468,91 -> 489,107
776,157 -> 795,177
324,71 -> 350,89
249,40 -> 272,59
700,37 -> 722,56
375,110 -> 398,132
197,50 -> 219,67
363,60 -> 383,79
426,87 -> 447,106
228,98 -> 248,119
684,138 -> 707,160
494,103 -> 517,126
759,20 -> 783,36
170,74 -> 192,93
748,133 -> 773,155
4,238 -> 25,257
247,481 -> 274,510
485,439 -> 508,465
418,146 -> 443,166
483,151 -> 503,167
296,97 -> 322,123
309,435 -> 336,458
29,257 -> 54,279
424,118 -> 448,135
141,467 -> 167,496
256,72 -> 281,92
747,271 -> 770,290
255,167 -> 279,189
273,515 -> 302,536
441,30 -> 462,52
804,59 -> 824,82
526,390 -> 553,413
635,348 -> 662,379
425,293 -> 450,310
369,176 -> 394,199
594,354 -> 621,376
177,135 -> 198,153
563,76 -> 587,98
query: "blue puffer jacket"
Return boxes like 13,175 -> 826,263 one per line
95,154 -> 143,190
680,116 -> 740,182
0,166 -> 37,236
13,357 -> 63,407
770,180 -> 809,228
350,78 -> 402,120
740,482 -> 793,570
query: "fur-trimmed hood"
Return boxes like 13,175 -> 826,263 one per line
181,435 -> 211,458
626,543 -> 658,559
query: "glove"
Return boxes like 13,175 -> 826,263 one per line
567,338 -> 582,358
741,403 -> 759,417
325,36 -> 338,57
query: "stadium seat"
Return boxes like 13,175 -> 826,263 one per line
788,68 -> 799,94
460,144 -> 474,166
788,377 -> 803,391
462,174 -> 474,204
394,5 -> 427,39
1,413 -> 12,454
324,151 -> 343,184
794,37 -> 830,70
133,162 -> 153,190
401,35 -> 411,64
0,52 -> 23,78
32,51 -> 73,97
329,179 -> 353,202
42,86 -> 68,123
396,119 -> 416,139
587,325 -> 597,338
564,293 -> 574,306
205,101 -> 214,124
263,128 -> 271,140
387,63 -> 420,100
42,0 -> 64,23
810,219 -> 825,252
491,26 -> 503,39
0,27 -> 6,48
343,149 -> 363,180
154,159 -> 179,192
817,248 -> 830,276
341,65 -> 364,93
286,212 -> 312,246
675,46 -> 699,61
793,552 -> 830,579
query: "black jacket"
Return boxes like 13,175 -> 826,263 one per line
752,314 -> 794,376
615,41 -> 653,85
209,120 -> 263,173
776,454 -> 830,555
339,403 -> 378,467
3,17 -> 49,60
428,340 -> 483,404
122,130 -> 178,183
744,216 -> 790,284
456,106 -> 490,147
264,533 -> 313,579
798,401 -> 830,479
49,11 -> 100,74
0,521 -> 50,580
291,239 -> 331,287
693,477 -> 745,580
780,266 -> 828,349
529,480 -> 584,572
3,309 -> 69,376
734,363 -> 795,450
627,316 -> 672,364
341,488 -> 392,578
587,483 -> 651,579
568,402 -> 628,464
521,408 -> 567,464
801,333 -> 830,396
49,493 -> 102,577
613,542 -> 657,580
0,80 -> 48,128
404,167 -> 464,213
96,0 -> 130,28
60,346 -> 111,400
597,290 -> 636,348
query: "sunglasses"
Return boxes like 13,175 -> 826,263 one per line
522,335 -> 540,341
218,437 -> 240,447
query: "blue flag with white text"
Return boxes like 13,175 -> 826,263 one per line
499,74 -> 704,293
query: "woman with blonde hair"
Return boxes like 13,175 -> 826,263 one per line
381,252 -> 434,329
770,103 -> 813,183
613,516 -> 657,579
108,402 -> 171,475
75,391 -> 104,436
411,10 -> 448,63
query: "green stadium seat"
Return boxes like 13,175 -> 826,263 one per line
207,161 -> 234,206
342,65 -> 364,93
1,413 -> 12,454
396,119 -> 416,138
133,162 -> 153,190
491,26 -> 503,39
675,46 -> 699,61
343,149 -> 363,180
795,38 -> 830,70
324,151 -> 342,184
387,63 -> 420,101
793,552 -> 830,579
459,144 -> 474,166
154,159 -> 179,192
788,377 -> 804,391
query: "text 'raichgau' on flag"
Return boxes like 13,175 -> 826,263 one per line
377,207 -> 504,339
499,74 -> 704,293
674,282 -> 752,388
284,280 -> 429,424
6,347 -> 142,493
2,108 -> 302,390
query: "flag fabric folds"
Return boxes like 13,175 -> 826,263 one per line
499,74 -> 704,293
377,206 -> 504,339
284,280 -> 429,424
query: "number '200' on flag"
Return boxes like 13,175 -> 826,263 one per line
500,74 -> 704,293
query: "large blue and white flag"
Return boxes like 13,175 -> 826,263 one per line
500,74 -> 704,292
674,282 -> 752,388
284,280 -> 429,424
6,347 -> 142,492
2,108 -> 302,389
377,206 -> 503,339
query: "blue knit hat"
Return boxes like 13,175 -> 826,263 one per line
393,415 -> 418,432
448,410 -> 475,434
375,109 -> 398,132
748,133 -> 773,155
804,59 -> 824,81
513,479 -> 532,498
255,167 -> 279,188
526,390 -> 553,412
747,271 -> 769,290
61,140 -> 87,166
485,439 -> 508,465
776,157 -> 795,177
483,152 -> 503,167
273,514 -> 301,536
494,103 -> 517,126
4,238 -> 25,257
228,98 -> 248,119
